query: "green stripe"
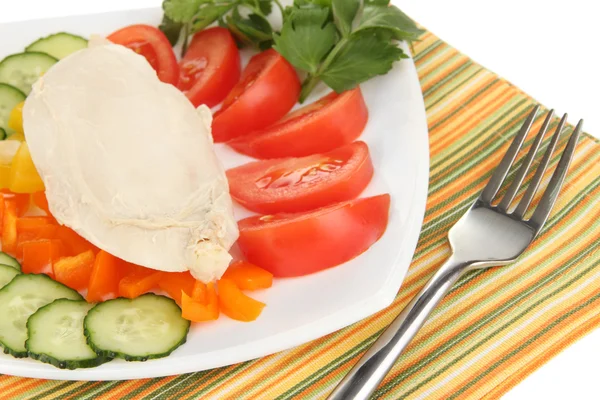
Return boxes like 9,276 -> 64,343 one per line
177,362 -> 252,399
425,68 -> 488,112
277,184 -> 600,398
447,291 -> 600,400
27,380 -> 78,400
413,40 -> 444,63
422,60 -> 473,97
377,255 -> 600,399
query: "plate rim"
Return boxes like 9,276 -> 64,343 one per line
0,6 -> 430,381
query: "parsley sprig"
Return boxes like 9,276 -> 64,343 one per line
161,0 -> 280,56
160,0 -> 422,102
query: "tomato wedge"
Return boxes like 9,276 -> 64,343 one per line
178,27 -> 241,108
212,49 -> 301,143
227,141 -> 374,213
108,24 -> 179,85
229,88 -> 369,158
237,194 -> 391,277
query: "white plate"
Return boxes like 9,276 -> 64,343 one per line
0,6 -> 429,380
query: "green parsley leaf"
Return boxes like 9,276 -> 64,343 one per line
320,31 -> 406,92
258,0 -> 273,15
227,6 -> 273,48
356,4 -> 423,41
163,0 -> 203,24
364,0 -> 389,5
331,0 -> 359,37
273,7 -> 337,74
191,4 -> 234,33
159,14 -> 183,46
291,0 -> 333,10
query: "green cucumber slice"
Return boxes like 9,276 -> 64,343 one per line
26,299 -> 110,369
0,83 -> 25,132
0,274 -> 83,357
0,128 -> 6,140
0,264 -> 20,289
84,294 -> 190,361
0,52 -> 58,95
0,251 -> 21,271
26,32 -> 88,60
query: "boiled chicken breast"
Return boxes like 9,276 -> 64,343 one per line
23,40 -> 238,282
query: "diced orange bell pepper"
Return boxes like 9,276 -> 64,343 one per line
21,239 -> 64,276
2,200 -> 17,255
9,142 -> 44,194
222,261 -> 273,291
3,192 -> 31,216
56,226 -> 99,256
118,264 -> 162,299
0,196 -> 4,233
181,282 -> 219,322
87,251 -> 124,302
53,250 -> 95,291
16,225 -> 59,259
192,280 -> 207,303
218,278 -> 265,322
32,191 -> 51,215
16,216 -> 53,231
157,271 -> 196,305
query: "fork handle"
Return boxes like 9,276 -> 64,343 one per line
327,255 -> 470,400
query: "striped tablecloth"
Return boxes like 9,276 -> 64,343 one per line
1,28 -> 599,400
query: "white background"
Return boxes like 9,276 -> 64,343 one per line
1,1 -> 598,398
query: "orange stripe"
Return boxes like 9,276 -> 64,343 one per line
300,206 -> 600,396
481,312 -> 600,400
429,89 -> 523,155
426,144 -> 598,223
456,292 -> 600,399
0,378 -> 47,400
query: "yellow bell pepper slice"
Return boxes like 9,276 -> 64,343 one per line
0,165 -> 11,189
6,133 -> 25,142
9,142 -> 44,193
7,102 -> 24,134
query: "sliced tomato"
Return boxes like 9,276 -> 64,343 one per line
212,49 -> 300,143
237,194 -> 391,277
227,141 -> 373,214
229,88 -> 369,158
108,24 -> 179,85
178,27 -> 241,108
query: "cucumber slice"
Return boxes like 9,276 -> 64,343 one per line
0,252 -> 21,271
26,33 -> 88,60
0,274 -> 83,357
0,83 -> 25,132
84,294 -> 190,361
0,128 -> 5,140
0,264 -> 20,288
0,52 -> 58,95
26,299 -> 110,369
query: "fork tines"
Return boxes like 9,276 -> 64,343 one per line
480,106 -> 583,229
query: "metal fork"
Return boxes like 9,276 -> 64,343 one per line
328,106 -> 584,400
